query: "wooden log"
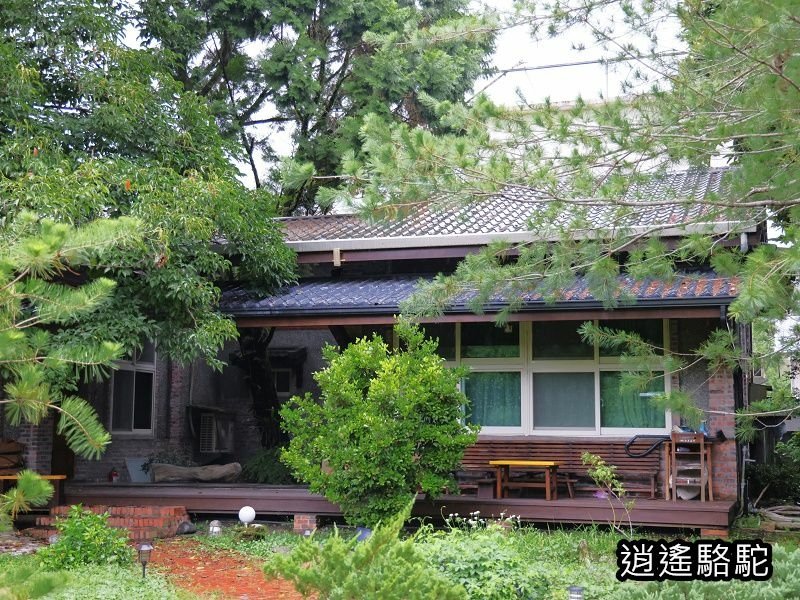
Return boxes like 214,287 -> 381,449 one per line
151,462 -> 242,483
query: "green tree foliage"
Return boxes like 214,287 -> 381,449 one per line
264,504 -> 467,600
333,0 -> 800,421
344,0 -> 800,319
134,0 -> 496,213
280,322 -> 478,527
1,0 -> 294,368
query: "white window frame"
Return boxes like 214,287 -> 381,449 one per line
443,320 -> 672,437
110,344 -> 156,437
459,321 -> 527,435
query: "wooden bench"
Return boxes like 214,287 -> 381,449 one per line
459,438 -> 661,499
0,440 -> 24,475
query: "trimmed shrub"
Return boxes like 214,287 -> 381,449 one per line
280,321 -> 478,527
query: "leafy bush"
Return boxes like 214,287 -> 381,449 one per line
38,505 -> 133,570
264,505 -> 466,599
280,321 -> 478,527
616,544 -> 800,599
747,460 -> 800,504
776,432 -> 800,463
416,519 -> 549,599
241,448 -> 297,484
747,432 -> 800,504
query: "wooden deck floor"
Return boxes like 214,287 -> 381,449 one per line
65,482 -> 736,531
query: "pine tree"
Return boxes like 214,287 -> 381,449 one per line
342,0 -> 800,420
0,213 -> 142,529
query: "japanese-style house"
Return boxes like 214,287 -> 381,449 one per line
3,168 -> 762,533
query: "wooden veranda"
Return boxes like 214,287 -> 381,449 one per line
64,482 -> 736,533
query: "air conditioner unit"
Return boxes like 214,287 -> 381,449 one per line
198,413 -> 234,454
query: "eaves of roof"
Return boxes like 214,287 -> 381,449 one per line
284,221 -> 759,253
220,273 -> 739,318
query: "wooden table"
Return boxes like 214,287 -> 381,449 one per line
489,460 -> 560,500
0,475 -> 66,506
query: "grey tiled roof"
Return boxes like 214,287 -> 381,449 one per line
280,168 -> 736,243
221,273 -> 739,317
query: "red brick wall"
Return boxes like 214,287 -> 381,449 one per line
38,505 -> 189,542
293,513 -> 318,534
708,369 -> 738,500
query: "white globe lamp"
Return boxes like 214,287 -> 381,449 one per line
239,505 -> 256,527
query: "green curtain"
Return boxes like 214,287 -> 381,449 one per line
464,372 -> 521,426
600,372 -> 665,428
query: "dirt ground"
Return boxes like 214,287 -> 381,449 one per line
151,537 -> 304,599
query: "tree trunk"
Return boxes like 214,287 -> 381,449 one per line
234,327 -> 288,448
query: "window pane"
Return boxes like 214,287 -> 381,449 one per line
532,322 -> 593,359
600,372 -> 665,428
137,341 -> 156,363
112,370 -> 134,431
464,372 -> 521,427
599,320 -> 664,356
420,323 -> 456,360
132,372 -> 153,430
274,369 -> 292,394
461,323 -> 520,358
533,373 -> 595,428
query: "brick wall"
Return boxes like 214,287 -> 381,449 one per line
293,513 -> 318,534
36,505 -> 190,542
4,417 -> 54,473
708,369 -> 738,500
5,415 -> 54,473
73,355 -> 176,482
167,360 -> 191,447
671,319 -> 739,502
